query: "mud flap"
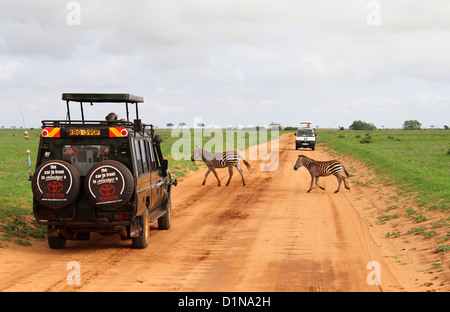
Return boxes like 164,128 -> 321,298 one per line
129,223 -> 142,238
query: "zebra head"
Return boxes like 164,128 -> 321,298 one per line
191,145 -> 202,162
293,155 -> 305,170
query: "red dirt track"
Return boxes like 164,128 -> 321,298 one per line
0,133 -> 448,292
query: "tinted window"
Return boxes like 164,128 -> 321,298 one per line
147,141 -> 158,171
62,145 -> 110,176
134,140 -> 144,175
297,130 -> 315,137
139,140 -> 149,173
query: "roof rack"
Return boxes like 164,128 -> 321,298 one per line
61,93 -> 144,132
62,93 -> 143,103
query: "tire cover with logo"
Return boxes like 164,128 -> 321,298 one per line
31,160 -> 81,209
84,160 -> 134,210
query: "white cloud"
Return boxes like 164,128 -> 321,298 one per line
418,92 -> 450,109
1,1 -> 450,129
0,60 -> 23,81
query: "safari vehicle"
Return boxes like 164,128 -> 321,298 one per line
295,121 -> 316,151
31,93 -> 176,249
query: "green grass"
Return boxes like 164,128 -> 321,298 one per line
0,129 -> 40,216
318,129 -> 449,211
0,129 -> 44,246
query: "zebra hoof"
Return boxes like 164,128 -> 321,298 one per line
307,190 -> 312,193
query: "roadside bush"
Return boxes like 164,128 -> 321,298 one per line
360,133 -> 374,144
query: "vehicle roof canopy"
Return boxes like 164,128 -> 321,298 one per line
56,93 -> 148,134
62,93 -> 144,103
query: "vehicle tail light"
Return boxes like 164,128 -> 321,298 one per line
109,127 -> 128,137
41,127 -> 60,138
38,213 -> 54,220
117,213 -> 132,221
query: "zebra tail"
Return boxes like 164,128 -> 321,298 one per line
242,159 -> 252,171
343,165 -> 350,178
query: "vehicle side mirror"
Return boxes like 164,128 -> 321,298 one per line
154,135 -> 163,143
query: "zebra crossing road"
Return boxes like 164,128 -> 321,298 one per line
0,134 -> 442,292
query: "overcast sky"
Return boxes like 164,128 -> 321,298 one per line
0,0 -> 449,129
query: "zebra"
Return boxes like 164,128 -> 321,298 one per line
191,145 -> 251,186
293,154 -> 350,193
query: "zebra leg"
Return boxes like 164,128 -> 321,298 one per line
211,168 -> 221,187
225,166 -> 233,186
315,176 -> 325,190
334,175 -> 342,193
343,176 -> 350,190
202,168 -> 211,185
235,162 -> 246,186
307,173 -> 314,192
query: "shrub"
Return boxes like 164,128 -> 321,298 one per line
360,133 -> 374,144
349,120 -> 377,130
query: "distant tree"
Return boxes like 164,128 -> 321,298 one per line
349,120 -> 377,130
444,125 -> 449,130
166,123 -> 174,128
403,120 -> 421,130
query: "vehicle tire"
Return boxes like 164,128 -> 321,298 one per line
158,199 -> 171,230
48,234 -> 67,249
132,209 -> 149,249
84,160 -> 134,210
31,160 -> 80,209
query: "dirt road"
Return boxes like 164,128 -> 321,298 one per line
0,133 -> 447,292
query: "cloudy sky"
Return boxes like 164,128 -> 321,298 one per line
0,0 -> 449,129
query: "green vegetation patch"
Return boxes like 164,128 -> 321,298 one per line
318,129 -> 449,209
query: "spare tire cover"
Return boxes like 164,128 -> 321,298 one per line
32,160 -> 81,209
85,160 -> 134,210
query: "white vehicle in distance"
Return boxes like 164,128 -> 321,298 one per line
295,121 -> 316,151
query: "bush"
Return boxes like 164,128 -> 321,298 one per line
349,120 -> 377,130
360,133 -> 374,144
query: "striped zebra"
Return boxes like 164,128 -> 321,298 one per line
293,155 -> 350,193
191,145 -> 251,186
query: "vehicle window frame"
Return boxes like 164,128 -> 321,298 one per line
134,139 -> 144,176
139,139 -> 149,173
147,141 -> 158,171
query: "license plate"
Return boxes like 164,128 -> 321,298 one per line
68,129 -> 101,136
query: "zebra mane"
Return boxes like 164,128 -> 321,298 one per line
298,154 -> 313,165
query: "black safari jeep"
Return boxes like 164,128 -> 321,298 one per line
31,93 -> 176,249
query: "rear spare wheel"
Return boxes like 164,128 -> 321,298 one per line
31,160 -> 81,209
84,160 -> 134,210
